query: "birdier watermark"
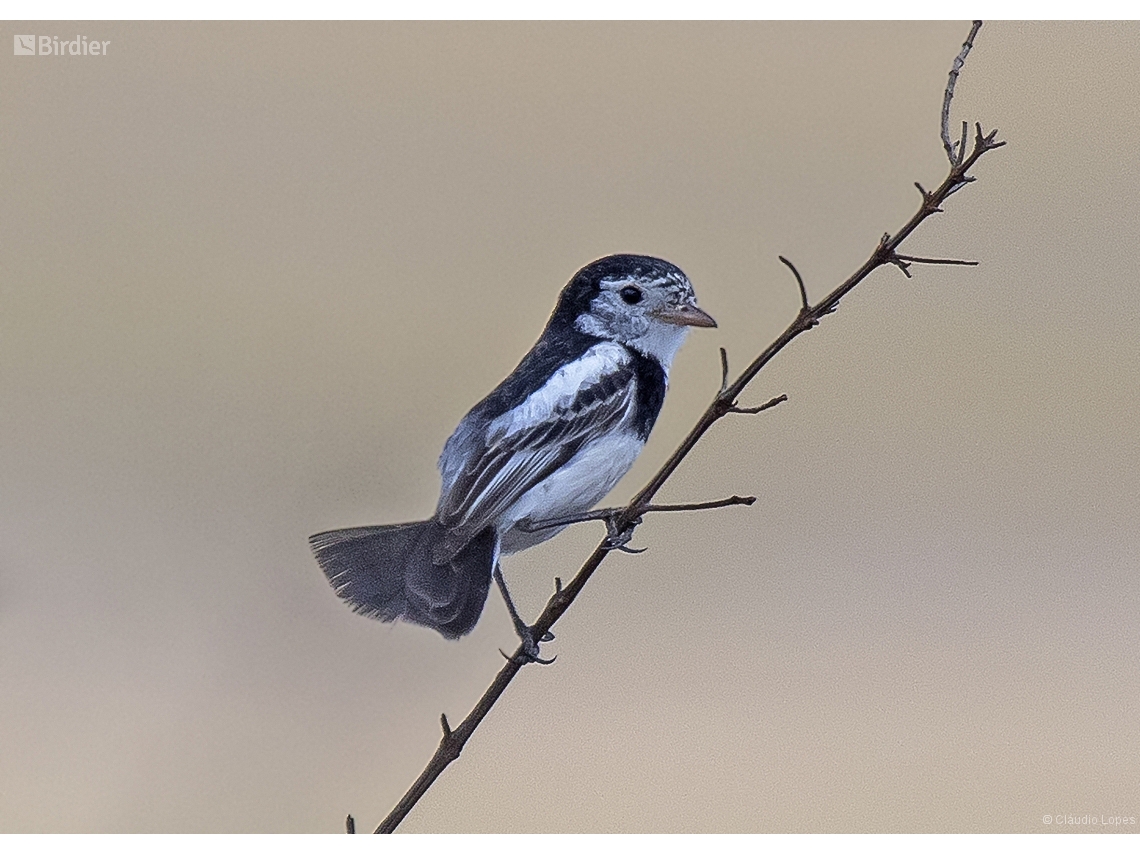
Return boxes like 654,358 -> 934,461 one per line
1042,813 -> 1136,828
14,34 -> 110,56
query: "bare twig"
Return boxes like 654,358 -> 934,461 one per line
729,394 -> 788,415
893,254 -> 977,266
372,22 -> 1004,834
345,815 -> 355,834
517,494 -> 758,535
942,21 -> 983,164
889,253 -> 979,279
780,255 -> 810,312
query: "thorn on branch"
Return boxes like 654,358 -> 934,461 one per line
916,185 -> 945,214
918,190 -> 945,214
440,713 -> 452,738
778,255 -> 810,312
546,576 -> 569,612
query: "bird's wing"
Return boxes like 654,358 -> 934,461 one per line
436,343 -> 635,550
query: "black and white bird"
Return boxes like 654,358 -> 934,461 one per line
310,254 -> 715,658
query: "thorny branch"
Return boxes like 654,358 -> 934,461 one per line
367,21 -> 1004,834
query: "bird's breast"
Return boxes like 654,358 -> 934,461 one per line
497,431 -> 646,554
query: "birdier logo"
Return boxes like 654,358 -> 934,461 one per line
13,34 -> 111,56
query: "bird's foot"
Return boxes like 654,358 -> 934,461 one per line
499,624 -> 556,666
602,513 -> 646,554
494,565 -> 556,665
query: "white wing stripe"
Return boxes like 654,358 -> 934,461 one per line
487,342 -> 630,440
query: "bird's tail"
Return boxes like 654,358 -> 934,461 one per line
309,520 -> 496,639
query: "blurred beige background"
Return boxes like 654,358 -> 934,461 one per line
1,21 -> 1138,833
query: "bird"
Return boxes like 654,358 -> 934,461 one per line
309,254 -> 715,660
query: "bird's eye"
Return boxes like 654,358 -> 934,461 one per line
619,286 -> 642,305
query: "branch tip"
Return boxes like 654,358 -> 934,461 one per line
346,815 -> 355,834
719,347 -> 730,393
440,713 -> 452,738
942,20 -> 983,164
975,124 -> 1006,151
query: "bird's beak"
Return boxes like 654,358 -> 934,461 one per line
653,304 -> 718,328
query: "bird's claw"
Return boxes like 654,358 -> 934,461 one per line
500,628 -> 557,666
493,564 -> 556,664
603,514 -> 645,552
613,543 -> 647,554
516,623 -> 556,664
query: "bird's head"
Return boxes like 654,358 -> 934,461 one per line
557,254 -> 716,365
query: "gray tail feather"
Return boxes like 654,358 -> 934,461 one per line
309,520 -> 496,639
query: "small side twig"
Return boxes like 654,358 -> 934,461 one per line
779,255 -> 810,313
894,254 -> 977,266
729,394 -> 788,415
889,253 -> 979,279
517,494 -> 757,535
